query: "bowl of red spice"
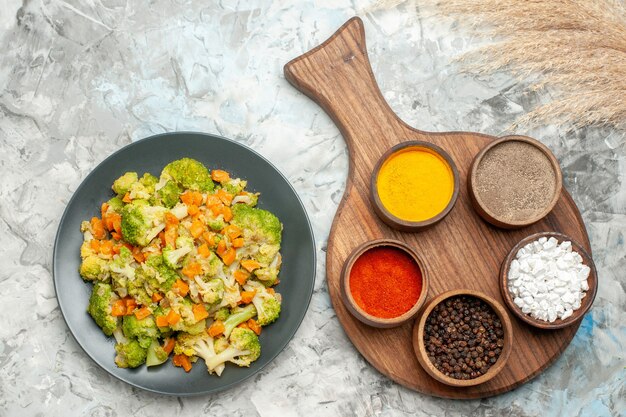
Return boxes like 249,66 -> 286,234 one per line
412,289 -> 513,387
340,239 -> 429,328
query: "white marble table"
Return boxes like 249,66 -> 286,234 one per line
0,1 -> 624,416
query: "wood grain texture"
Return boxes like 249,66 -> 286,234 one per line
284,17 -> 592,398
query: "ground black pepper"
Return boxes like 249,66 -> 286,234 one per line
423,295 -> 505,380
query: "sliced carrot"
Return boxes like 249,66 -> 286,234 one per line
151,292 -> 164,303
205,232 -> 217,247
122,193 -> 132,203
266,288 -> 275,295
163,337 -> 175,354
171,279 -> 190,297
232,237 -> 244,248
240,290 -> 256,304
216,189 -> 233,206
158,231 -> 166,247
197,243 -> 211,258
165,212 -> 179,226
111,232 -> 122,241
192,303 -> 209,321
101,202 -> 109,219
109,213 -> 122,235
241,259 -> 261,273
99,240 -> 114,255
156,315 -> 169,327
221,206 -> 233,222
166,309 -> 181,326
237,322 -> 250,330
205,194 -> 221,206
220,247 -> 236,266
247,318 -> 262,335
164,225 -> 178,248
180,191 -> 195,205
112,244 -> 121,255
90,217 -> 106,240
192,191 -> 203,206
132,250 -> 145,263
134,307 -> 151,320
181,263 -> 202,279
172,354 -> 192,372
189,220 -> 205,239
208,320 -> 225,337
234,269 -> 250,286
209,204 -> 223,217
90,239 -> 101,252
223,225 -> 242,240
187,204 -> 199,216
211,169 -> 230,183
216,239 -> 227,257
111,299 -> 126,317
125,298 -> 137,315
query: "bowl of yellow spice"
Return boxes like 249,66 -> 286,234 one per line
371,141 -> 459,231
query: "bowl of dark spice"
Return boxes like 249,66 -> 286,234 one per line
341,239 -> 429,328
413,289 -> 513,387
468,135 -> 562,229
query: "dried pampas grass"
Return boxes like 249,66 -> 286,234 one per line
378,0 -> 626,130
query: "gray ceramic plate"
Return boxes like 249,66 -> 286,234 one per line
53,132 -> 316,396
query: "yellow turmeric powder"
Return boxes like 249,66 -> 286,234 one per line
376,147 -> 454,222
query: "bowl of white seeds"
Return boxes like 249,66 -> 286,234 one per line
500,232 -> 598,330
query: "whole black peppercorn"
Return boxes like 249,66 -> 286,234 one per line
423,295 -> 505,380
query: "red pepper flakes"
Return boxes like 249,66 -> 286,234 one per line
349,247 -> 422,318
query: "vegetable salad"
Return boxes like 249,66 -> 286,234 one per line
79,158 -> 283,375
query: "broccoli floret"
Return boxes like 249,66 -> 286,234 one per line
254,252 -> 282,286
206,216 -> 226,232
127,276 -> 151,306
156,181 -> 182,208
256,244 -> 280,265
114,339 -> 147,368
213,307 -> 230,322
223,304 -> 256,338
222,178 -> 247,195
198,251 -> 223,278
107,196 -> 124,213
161,158 -> 214,192
140,173 -> 158,190
245,281 -> 281,326
194,277 -> 224,305
122,314 -> 159,348
174,332 -> 203,356
109,247 -> 135,297
128,181 -> 152,200
112,172 -> 138,195
79,255 -> 109,281
139,254 -> 179,292
199,328 -> 260,371
87,282 -> 119,336
146,340 -> 169,367
231,205 -> 282,245
121,203 -> 167,246
252,292 -> 281,326
167,293 -> 205,333
162,245 -> 192,269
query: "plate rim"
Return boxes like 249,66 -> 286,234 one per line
52,131 -> 317,396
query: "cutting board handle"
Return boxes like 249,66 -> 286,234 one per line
284,17 -> 419,148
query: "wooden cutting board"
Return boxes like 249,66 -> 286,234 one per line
284,17 -> 592,398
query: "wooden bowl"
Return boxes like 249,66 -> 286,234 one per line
413,289 -> 513,387
468,135 -> 563,229
500,231 -> 598,330
340,239 -> 429,328
370,141 -> 460,232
